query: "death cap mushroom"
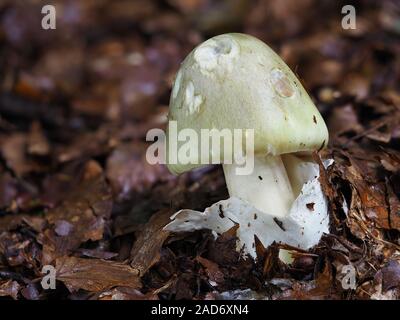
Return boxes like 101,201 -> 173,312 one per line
166,33 -> 328,176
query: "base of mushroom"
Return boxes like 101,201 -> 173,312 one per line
222,154 -> 318,219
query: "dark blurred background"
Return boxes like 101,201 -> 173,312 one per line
1,0 -> 399,128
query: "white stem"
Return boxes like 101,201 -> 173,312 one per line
222,155 -> 295,218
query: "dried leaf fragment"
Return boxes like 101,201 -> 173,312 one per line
56,256 -> 141,292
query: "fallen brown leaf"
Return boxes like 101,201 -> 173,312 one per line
56,256 -> 141,292
130,208 -> 173,276
41,160 -> 112,265
0,280 -> 20,300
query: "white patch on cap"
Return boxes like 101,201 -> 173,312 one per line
194,35 -> 239,77
270,68 -> 294,98
184,81 -> 203,115
172,69 -> 182,100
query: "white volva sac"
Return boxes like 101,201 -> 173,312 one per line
165,33 -> 331,259
164,160 -> 331,258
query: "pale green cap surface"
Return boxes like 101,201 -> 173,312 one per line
167,33 -> 328,175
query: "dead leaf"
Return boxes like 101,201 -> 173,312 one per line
56,256 -> 141,292
0,133 -> 44,176
106,142 -> 170,199
381,260 -> 400,292
0,280 -> 20,300
41,160 -> 112,264
27,121 -> 50,156
130,208 -> 173,276
196,256 -> 225,285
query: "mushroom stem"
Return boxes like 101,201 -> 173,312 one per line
222,155 -> 295,218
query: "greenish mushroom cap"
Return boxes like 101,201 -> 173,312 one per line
167,33 -> 328,175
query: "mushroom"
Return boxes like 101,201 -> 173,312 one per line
165,33 -> 330,256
